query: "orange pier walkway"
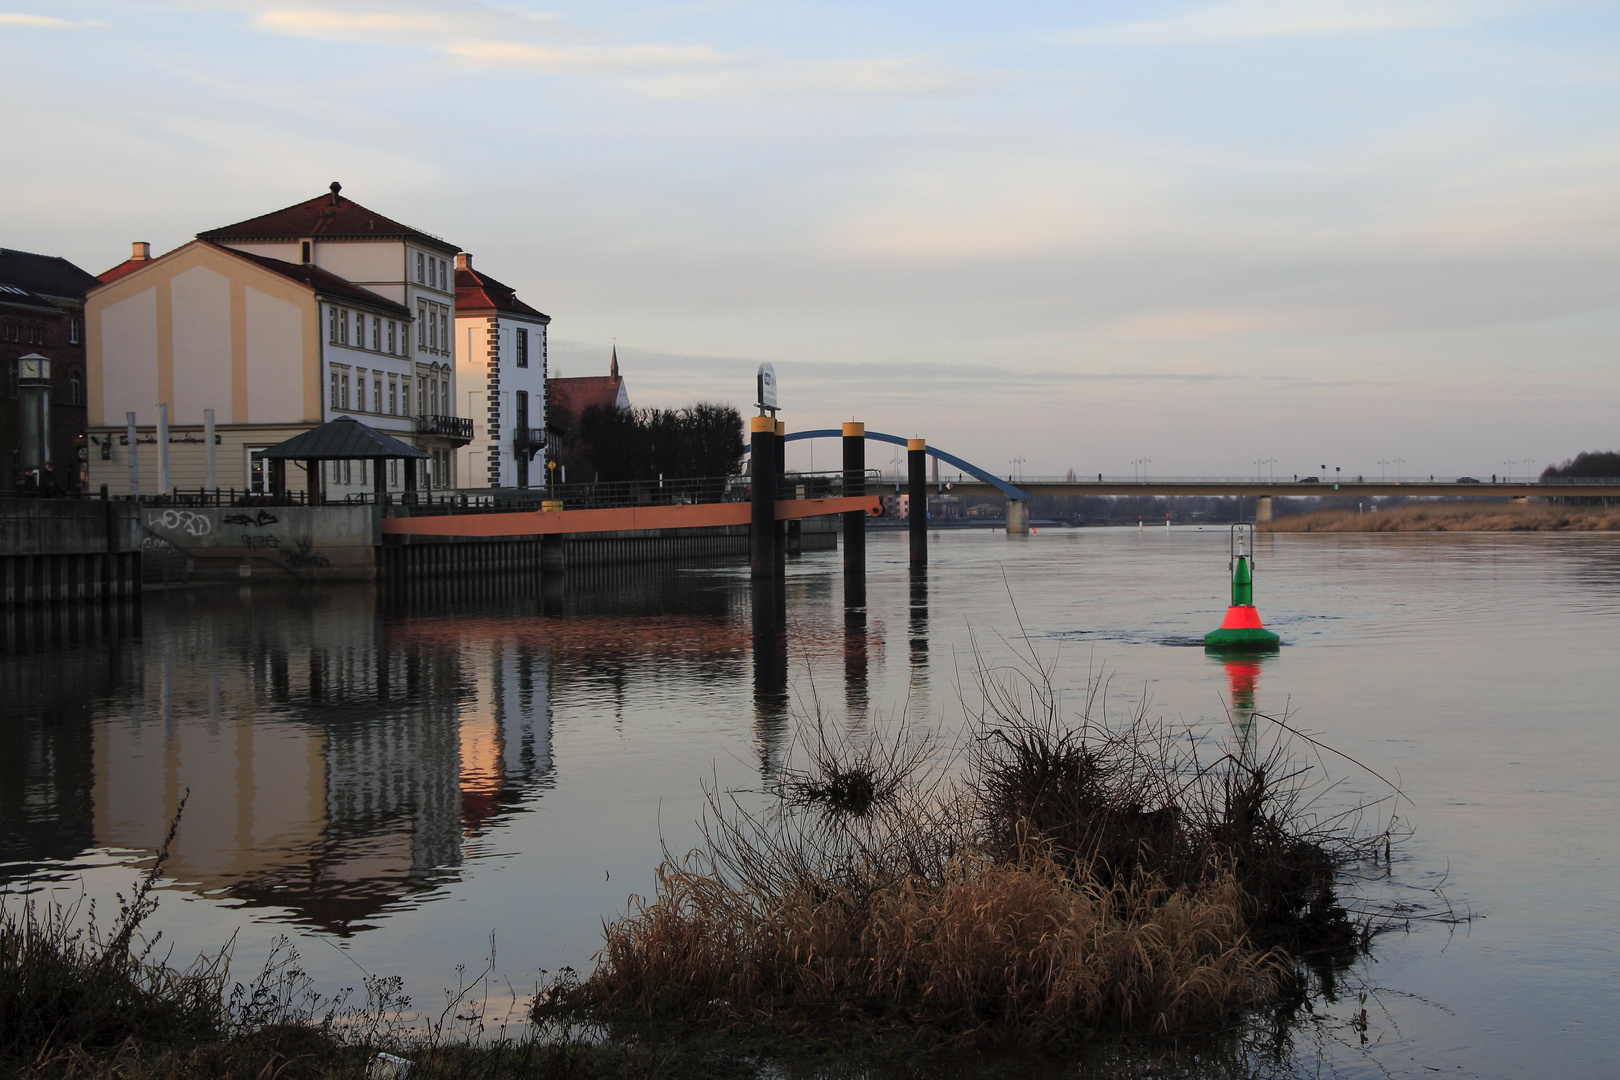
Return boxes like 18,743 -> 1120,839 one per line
381,495 -> 881,538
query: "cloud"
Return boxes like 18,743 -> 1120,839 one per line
242,3 -> 966,95
0,12 -> 103,27
1056,0 -> 1502,45
446,38 -> 732,73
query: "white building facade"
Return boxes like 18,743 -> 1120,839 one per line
452,254 -> 550,489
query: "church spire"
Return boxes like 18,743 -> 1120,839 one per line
610,343 -> 619,378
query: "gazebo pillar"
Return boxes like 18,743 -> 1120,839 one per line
373,457 -> 387,501
307,459 -> 323,505
404,459 -> 418,497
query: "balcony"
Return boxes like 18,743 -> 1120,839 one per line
415,414 -> 473,444
513,427 -> 546,451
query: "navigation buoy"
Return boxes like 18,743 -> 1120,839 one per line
1204,523 -> 1280,651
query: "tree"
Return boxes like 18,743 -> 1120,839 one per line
577,402 -> 744,483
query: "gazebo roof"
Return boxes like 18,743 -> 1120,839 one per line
260,417 -> 428,460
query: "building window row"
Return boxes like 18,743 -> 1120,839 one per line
417,300 -> 450,355
418,363 -> 451,416
329,305 -> 409,357
329,363 -> 409,417
1,321 -> 45,344
415,252 -> 450,291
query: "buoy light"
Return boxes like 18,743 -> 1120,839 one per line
1204,523 -> 1280,651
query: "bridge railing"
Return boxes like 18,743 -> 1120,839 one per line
386,469 -> 885,517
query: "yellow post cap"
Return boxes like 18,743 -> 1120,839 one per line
907,438 -> 926,451
541,500 -> 563,512
842,421 -> 865,437
750,416 -> 776,433
775,420 -> 786,436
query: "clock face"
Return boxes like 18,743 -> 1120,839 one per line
18,358 -> 49,381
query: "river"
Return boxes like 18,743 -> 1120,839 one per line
2,527 -> 1616,1077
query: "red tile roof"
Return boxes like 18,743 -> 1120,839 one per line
197,186 -> 458,253
547,375 -> 626,419
455,263 -> 549,321
98,256 -> 155,284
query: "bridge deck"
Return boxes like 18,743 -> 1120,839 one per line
381,495 -> 880,538
942,481 -> 1611,498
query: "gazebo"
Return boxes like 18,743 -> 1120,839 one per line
260,417 -> 429,503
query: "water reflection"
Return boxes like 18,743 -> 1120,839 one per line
908,566 -> 929,715
751,577 -> 789,775
1214,652 -> 1273,758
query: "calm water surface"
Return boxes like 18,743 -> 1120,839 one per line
2,528 -> 1616,1078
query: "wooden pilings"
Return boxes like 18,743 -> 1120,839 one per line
843,422 -> 866,587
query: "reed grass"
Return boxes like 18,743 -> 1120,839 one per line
1262,501 -> 1620,532
562,642 -> 1396,1046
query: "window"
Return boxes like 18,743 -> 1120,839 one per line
388,377 -> 397,415
330,370 -> 340,409
428,375 -> 438,415
68,369 -> 82,406
371,317 -> 380,351
515,389 -> 528,430
340,369 -> 350,410
427,303 -> 438,351
373,376 -> 382,413
301,240 -> 311,264
338,308 -> 349,345
355,311 -> 365,347
402,380 -> 411,416
355,369 -> 366,410
389,459 -> 398,487
439,259 -> 447,289
439,310 -> 448,352
248,448 -> 270,494
387,320 -> 396,354
515,327 -> 528,367
441,376 -> 449,414
69,317 -> 80,345
417,301 -> 427,346
416,252 -> 424,282
329,306 -> 339,343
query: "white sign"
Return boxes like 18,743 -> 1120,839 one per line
756,363 -> 777,410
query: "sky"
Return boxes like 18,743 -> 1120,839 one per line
2,0 -> 1616,479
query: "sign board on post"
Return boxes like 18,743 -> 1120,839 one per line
756,363 -> 777,412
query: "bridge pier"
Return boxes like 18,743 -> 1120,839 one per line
1006,499 -> 1030,535
908,438 -> 927,567
1256,496 -> 1273,524
750,417 -> 778,577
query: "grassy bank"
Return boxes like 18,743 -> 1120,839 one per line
1263,501 -> 1620,532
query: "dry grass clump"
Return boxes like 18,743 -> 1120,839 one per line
560,647 -> 1392,1045
1263,502 -> 1620,532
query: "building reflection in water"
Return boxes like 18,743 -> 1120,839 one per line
2,559 -> 875,933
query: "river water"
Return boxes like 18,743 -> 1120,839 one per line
2,528 -> 1616,1077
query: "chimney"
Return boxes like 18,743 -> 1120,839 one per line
329,181 -> 342,205
131,241 -> 151,261
455,253 -> 471,271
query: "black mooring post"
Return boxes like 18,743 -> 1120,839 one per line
843,421 -> 865,582
908,437 -> 927,567
750,416 -> 777,577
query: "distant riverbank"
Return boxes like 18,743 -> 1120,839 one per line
1262,502 -> 1620,532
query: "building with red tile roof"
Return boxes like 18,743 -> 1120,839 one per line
453,253 -> 552,489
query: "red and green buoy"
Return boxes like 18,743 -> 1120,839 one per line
1204,523 -> 1280,651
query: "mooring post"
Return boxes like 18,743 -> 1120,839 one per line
908,438 -> 927,566
751,416 -> 777,576
843,421 -> 865,581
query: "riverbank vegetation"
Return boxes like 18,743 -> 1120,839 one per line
1262,501 -> 1620,532
551,647 -> 1396,1052
3,654 -> 1406,1078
